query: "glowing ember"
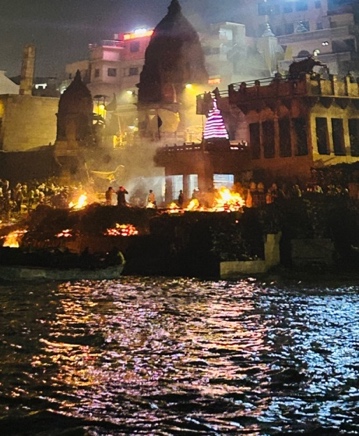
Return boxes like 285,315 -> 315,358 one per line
104,224 -> 139,237
55,229 -> 73,238
2,230 -> 27,248
69,194 -> 88,209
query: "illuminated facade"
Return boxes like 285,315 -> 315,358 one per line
0,45 -> 58,152
60,0 -> 359,152
61,29 -> 153,148
237,0 -> 359,76
155,71 -> 359,201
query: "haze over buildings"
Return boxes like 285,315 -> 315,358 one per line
1,0 -> 357,79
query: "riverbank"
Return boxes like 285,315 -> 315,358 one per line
0,195 -> 358,281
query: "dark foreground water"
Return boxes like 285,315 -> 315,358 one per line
0,276 -> 358,435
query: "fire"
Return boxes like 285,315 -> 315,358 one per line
104,224 -> 139,237
213,187 -> 245,212
69,194 -> 88,210
2,230 -> 27,248
168,187 -> 244,213
167,202 -> 181,214
186,198 -> 200,211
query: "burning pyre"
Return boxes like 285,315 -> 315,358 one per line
167,187 -> 245,213
0,186 -> 245,258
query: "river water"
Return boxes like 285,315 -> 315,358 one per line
0,276 -> 358,435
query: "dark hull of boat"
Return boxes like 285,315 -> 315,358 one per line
0,246 -> 125,281
0,264 -> 124,282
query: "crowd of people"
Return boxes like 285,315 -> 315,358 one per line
0,176 -> 355,223
187,180 -> 352,210
0,178 -> 87,219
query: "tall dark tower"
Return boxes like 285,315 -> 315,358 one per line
137,0 -> 208,138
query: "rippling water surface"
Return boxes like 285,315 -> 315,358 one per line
0,276 -> 358,435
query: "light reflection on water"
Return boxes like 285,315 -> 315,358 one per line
0,277 -> 358,435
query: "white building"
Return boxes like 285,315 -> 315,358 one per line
0,71 -> 19,95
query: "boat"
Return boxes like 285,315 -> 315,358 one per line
0,247 -> 125,281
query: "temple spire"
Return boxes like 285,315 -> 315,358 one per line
168,0 -> 181,15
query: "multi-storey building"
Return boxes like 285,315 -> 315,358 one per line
156,71 -> 359,201
236,0 -> 359,76
61,29 -> 153,147
61,0 -> 359,150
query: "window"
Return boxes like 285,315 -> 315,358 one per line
294,118 -> 308,156
295,1 -> 308,11
107,68 -> 117,77
315,1 -> 321,8
213,174 -> 234,189
279,118 -> 292,157
170,175 -> 183,199
129,67 -> 139,76
130,41 -> 140,52
349,119 -> 359,156
316,22 -> 323,30
284,23 -> 294,35
332,119 -> 345,156
249,123 -> 261,159
262,121 -> 275,158
316,117 -> 329,155
94,68 -> 100,78
188,174 -> 198,198
295,20 -> 309,33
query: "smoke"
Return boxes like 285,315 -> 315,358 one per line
82,141 -> 165,206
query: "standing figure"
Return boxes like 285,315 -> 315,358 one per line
117,186 -> 128,207
105,187 -> 114,205
146,189 -> 157,208
178,190 -> 184,208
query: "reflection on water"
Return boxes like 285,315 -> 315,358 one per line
0,277 -> 358,435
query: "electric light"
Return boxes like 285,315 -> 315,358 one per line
123,29 -> 153,40
203,99 -> 229,140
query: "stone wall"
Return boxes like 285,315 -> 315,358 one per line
220,232 -> 281,279
0,95 -> 58,151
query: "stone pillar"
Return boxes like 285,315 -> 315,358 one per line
165,175 -> 173,204
183,174 -> 190,201
20,44 -> 36,96
330,74 -> 338,96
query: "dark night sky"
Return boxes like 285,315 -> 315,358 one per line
0,0 -> 245,79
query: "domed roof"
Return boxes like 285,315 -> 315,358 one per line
138,0 -> 208,105
58,70 -> 92,115
56,70 -> 93,142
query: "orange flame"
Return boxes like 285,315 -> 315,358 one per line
167,187 -> 244,213
212,187 -> 244,212
2,230 -> 27,248
186,198 -> 200,211
69,194 -> 88,210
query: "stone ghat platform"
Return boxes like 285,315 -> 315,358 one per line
2,203 -> 264,278
2,198 -> 358,279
